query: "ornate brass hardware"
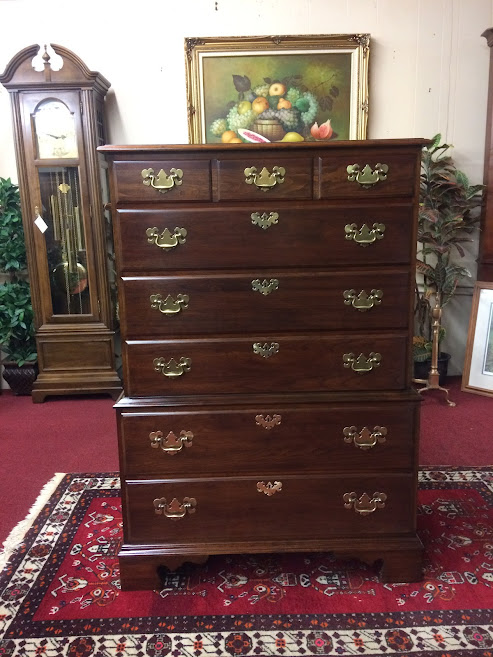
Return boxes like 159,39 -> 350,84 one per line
244,166 -> 286,191
251,211 -> 279,229
344,223 -> 385,246
142,167 -> 183,193
153,496 -> 196,519
343,352 -> 381,373
343,289 -> 383,311
253,342 -> 280,358
149,430 -> 194,454
343,491 -> 387,515
153,357 -> 192,377
346,163 -> 389,188
343,426 -> 387,450
251,279 -> 279,295
255,414 -> 282,429
146,227 -> 187,250
257,481 -> 282,496
150,293 -> 189,315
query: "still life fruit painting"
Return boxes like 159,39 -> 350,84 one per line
202,52 -> 352,144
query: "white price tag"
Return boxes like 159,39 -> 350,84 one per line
34,215 -> 48,233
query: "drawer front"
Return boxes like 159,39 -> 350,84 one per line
320,147 -> 420,199
121,270 -> 411,337
216,156 -> 312,201
124,474 -> 416,544
112,160 -> 212,204
119,403 -> 417,477
115,204 -> 415,272
124,334 -> 408,396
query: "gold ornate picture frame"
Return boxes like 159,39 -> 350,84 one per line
185,34 -> 369,144
462,281 -> 493,398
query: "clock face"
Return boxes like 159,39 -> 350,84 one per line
34,100 -> 78,159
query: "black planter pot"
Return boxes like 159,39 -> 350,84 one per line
2,362 -> 39,395
413,352 -> 451,386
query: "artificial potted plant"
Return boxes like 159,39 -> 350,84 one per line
414,134 -> 483,384
0,177 -> 37,394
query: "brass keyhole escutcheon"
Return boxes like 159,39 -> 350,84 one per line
257,481 -> 282,496
255,414 -> 282,429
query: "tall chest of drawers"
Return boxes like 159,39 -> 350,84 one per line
101,139 -> 426,590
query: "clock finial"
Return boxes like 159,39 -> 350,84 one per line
42,44 -> 52,82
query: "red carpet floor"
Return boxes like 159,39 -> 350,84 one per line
0,469 -> 492,657
0,376 -> 492,547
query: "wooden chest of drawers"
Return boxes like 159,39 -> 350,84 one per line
101,139 -> 426,590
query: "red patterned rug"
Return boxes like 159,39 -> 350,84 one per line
0,468 -> 492,656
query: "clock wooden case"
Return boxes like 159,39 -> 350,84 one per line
0,44 -> 121,402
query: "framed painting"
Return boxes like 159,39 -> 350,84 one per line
462,281 -> 493,397
184,34 -> 369,144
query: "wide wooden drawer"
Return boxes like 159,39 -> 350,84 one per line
216,156 -> 312,201
120,269 -> 411,338
115,204 -> 415,272
123,333 -> 408,396
118,402 -> 418,477
320,146 -> 420,199
123,473 -> 416,544
111,159 -> 212,204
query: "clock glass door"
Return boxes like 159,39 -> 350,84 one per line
37,165 -> 90,315
21,90 -> 99,323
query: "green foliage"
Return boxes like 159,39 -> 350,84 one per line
0,280 -> 36,365
415,135 -> 484,350
0,177 -> 27,274
0,177 -> 37,365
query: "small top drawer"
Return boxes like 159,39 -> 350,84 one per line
216,156 -> 313,201
111,160 -> 212,204
320,148 -> 420,199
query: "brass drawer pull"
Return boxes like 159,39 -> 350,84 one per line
153,496 -> 196,519
142,167 -> 183,193
251,211 -> 279,229
244,166 -> 285,191
153,357 -> 191,377
146,227 -> 187,250
257,481 -> 282,496
343,352 -> 381,373
253,342 -> 279,358
343,491 -> 387,515
343,426 -> 387,450
150,430 -> 194,453
150,293 -> 189,315
343,289 -> 383,311
346,163 -> 388,188
255,414 -> 282,429
344,222 -> 385,246
251,279 -> 279,295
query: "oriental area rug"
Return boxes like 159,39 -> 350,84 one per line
0,469 -> 492,657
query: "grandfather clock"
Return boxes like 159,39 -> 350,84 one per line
0,44 -> 121,402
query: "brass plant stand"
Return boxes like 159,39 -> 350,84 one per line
413,296 -> 455,406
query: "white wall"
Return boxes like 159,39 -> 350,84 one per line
0,0 -> 492,375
